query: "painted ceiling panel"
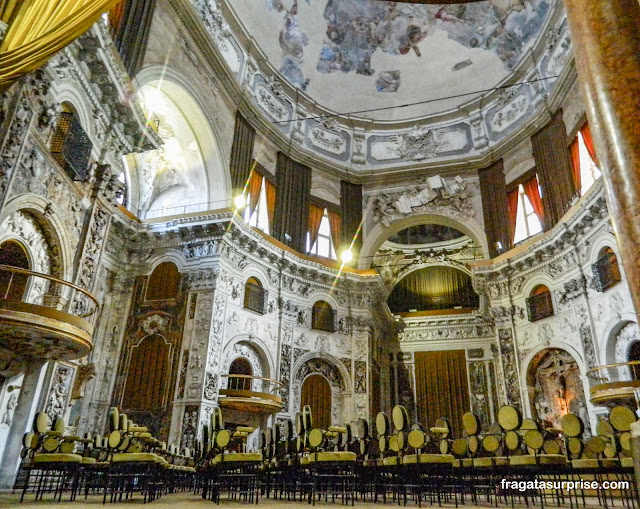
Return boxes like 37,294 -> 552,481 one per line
228,0 -> 553,120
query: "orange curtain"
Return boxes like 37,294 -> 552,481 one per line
248,170 -> 263,217
570,137 -> 581,193
264,179 -> 276,228
580,123 -> 599,166
414,350 -> 469,437
507,187 -> 519,243
108,0 -> 126,37
0,0 -> 122,92
327,210 -> 342,253
308,204 -> 324,250
523,176 -> 544,223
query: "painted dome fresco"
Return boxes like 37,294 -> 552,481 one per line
193,0 -> 571,172
229,0 -> 553,120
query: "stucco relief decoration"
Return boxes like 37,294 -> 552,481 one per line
368,175 -> 475,227
354,360 -> 367,393
295,358 -> 345,390
575,303 -> 597,370
180,405 -> 199,450
468,361 -> 491,427
0,211 -> 51,276
613,322 -> 640,374
140,314 -> 168,336
222,342 -> 264,390
45,364 -> 75,422
279,342 -> 292,410
498,328 -> 521,407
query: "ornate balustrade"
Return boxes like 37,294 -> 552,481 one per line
0,264 -> 98,376
587,360 -> 640,405
217,374 -> 283,414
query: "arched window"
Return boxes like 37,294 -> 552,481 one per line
592,246 -> 621,292
50,102 -> 92,181
244,277 -> 267,314
229,357 -> 253,391
145,262 -> 181,301
0,240 -> 30,301
301,374 -> 332,430
312,300 -> 336,332
526,284 -> 554,322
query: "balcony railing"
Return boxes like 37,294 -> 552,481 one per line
51,112 -> 92,182
244,283 -> 268,315
312,306 -> 337,332
587,361 -> 640,405
592,252 -> 621,292
526,291 -> 554,322
218,374 -> 283,414
0,264 -> 98,370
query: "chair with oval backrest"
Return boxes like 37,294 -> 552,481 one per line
305,420 -> 357,506
569,406 -> 639,509
500,404 -> 567,509
204,406 -> 262,505
400,415 -> 455,508
18,413 -> 83,503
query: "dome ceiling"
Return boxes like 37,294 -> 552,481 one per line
192,0 -> 570,173
228,0 -> 553,121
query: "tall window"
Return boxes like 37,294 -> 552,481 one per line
513,184 -> 543,244
576,131 -> 601,195
307,209 -> 336,260
243,175 -> 270,234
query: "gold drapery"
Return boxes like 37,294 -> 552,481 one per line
0,0 -> 120,91
414,350 -> 470,437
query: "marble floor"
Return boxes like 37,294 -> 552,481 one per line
0,491 -> 611,508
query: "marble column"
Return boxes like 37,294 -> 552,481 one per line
0,363 -> 44,488
563,0 -> 640,490
563,0 -> 640,315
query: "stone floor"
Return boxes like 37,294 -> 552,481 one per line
0,491 -> 612,508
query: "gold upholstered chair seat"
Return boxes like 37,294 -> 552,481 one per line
111,452 -> 162,463
452,458 -> 473,468
402,453 -> 454,464
382,456 -> 400,466
473,456 -> 509,467
571,458 -> 619,469
33,453 -> 83,463
308,451 -> 357,463
212,452 -> 263,465
509,454 -> 566,466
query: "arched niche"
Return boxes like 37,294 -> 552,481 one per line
387,266 -> 479,314
126,67 -> 229,217
291,353 -> 350,426
359,212 -> 488,270
525,348 -> 589,431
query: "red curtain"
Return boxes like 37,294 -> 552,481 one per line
308,204 -> 325,249
523,176 -> 544,224
327,210 -> 342,253
580,123 -> 599,166
570,138 -> 581,193
264,179 -> 276,228
507,187 -> 519,243
248,170 -> 262,216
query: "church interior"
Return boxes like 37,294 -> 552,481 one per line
0,0 -> 640,506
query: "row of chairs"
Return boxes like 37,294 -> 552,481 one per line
16,408 -> 196,503
13,404 -> 640,507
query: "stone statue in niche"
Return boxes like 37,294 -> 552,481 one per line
528,349 -> 588,430
1,392 -> 18,427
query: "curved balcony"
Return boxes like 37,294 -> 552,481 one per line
0,264 -> 98,375
217,374 -> 283,414
587,361 -> 640,406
